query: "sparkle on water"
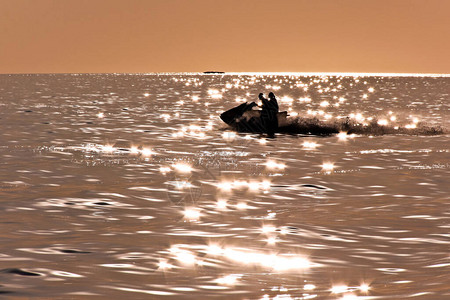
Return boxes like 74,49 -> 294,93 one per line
0,73 -> 448,299
265,159 -> 286,171
172,162 -> 193,174
183,207 -> 202,221
321,162 -> 335,172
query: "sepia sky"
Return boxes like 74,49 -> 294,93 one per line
1,0 -> 449,74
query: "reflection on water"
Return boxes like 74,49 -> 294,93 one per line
0,74 -> 449,299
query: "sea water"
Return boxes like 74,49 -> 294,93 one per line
0,73 -> 449,299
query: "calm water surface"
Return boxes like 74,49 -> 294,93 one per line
0,74 -> 449,299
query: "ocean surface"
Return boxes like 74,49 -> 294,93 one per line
0,73 -> 449,299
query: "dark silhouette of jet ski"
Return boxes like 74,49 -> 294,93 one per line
220,102 -> 289,133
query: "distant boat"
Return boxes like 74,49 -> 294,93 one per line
203,71 -> 225,74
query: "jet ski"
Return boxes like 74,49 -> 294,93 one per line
220,102 -> 289,133
220,102 -> 341,135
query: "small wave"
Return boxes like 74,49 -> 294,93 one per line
280,117 -> 445,136
0,268 -> 41,277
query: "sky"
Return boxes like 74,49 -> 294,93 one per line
1,0 -> 449,74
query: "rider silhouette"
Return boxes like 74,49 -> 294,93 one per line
259,92 -> 279,136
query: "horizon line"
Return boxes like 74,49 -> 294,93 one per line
1,71 -> 449,77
